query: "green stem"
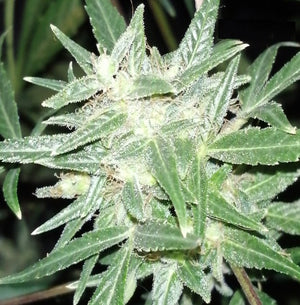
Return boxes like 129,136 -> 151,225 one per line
147,0 -> 177,51
0,282 -> 74,305
230,264 -> 262,305
4,0 -> 16,90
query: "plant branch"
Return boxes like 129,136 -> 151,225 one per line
0,282 -> 74,305
230,264 -> 262,305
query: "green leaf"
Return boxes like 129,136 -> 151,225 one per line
0,134 -> 66,163
42,76 -> 103,109
127,5 -> 146,76
0,62 -> 21,139
249,101 -> 296,134
0,226 -> 129,284
3,168 -> 21,219
208,127 -> 300,165
266,200 -> 300,235
177,261 -> 212,303
23,76 -> 67,91
207,190 -> 266,232
52,111 -> 127,156
222,227 -> 300,281
122,177 -> 147,221
148,138 -> 188,236
206,55 -> 240,133
238,163 -> 300,204
152,263 -> 183,305
88,244 -> 132,305
32,175 -> 105,235
229,289 -> 277,305
134,222 -> 199,251
253,51 -> 300,110
37,142 -> 108,174
177,40 -> 248,89
187,156 -> 208,239
74,254 -> 99,305
50,24 -> 93,75
85,0 -> 126,53
54,217 -> 86,250
239,42 -> 299,114
177,0 -> 219,69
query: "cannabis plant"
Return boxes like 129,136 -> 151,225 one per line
0,0 -> 300,304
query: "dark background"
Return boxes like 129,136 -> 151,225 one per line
0,0 -> 299,304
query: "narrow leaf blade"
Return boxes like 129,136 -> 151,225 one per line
152,263 -> 183,305
266,200 -> 300,235
222,227 -> 300,281
148,138 -> 188,236
50,24 -> 93,75
3,168 -> 21,219
208,127 -> 300,165
0,226 -> 129,284
24,76 -> 67,91
0,63 -> 21,139
177,261 -> 212,303
88,245 -> 131,305
85,0 -> 126,53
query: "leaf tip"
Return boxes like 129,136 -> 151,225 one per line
16,210 -> 22,220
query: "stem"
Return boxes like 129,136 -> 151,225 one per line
0,282 -> 74,305
147,0 -> 177,51
230,264 -> 262,305
4,0 -> 16,89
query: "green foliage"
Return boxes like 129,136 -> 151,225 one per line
0,0 -> 300,304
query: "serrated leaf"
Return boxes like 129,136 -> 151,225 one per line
134,222 -> 199,251
177,40 -> 248,90
52,111 -> 126,155
32,175 -> 105,235
239,42 -> 299,113
208,127 -> 300,165
0,134 -> 66,163
253,51 -> 300,110
85,0 -> 126,53
0,226 -> 129,284
24,76 -> 67,91
238,163 -> 300,204
3,168 -> 21,219
250,101 -> 296,134
50,24 -> 94,75
0,62 -> 21,139
54,217 -> 86,250
222,227 -> 300,281
207,190 -> 266,232
266,200 -> 300,235
177,0 -> 219,69
74,254 -> 99,305
206,55 -> 240,133
177,261 -> 212,303
42,76 -> 102,109
187,156 -> 208,239
88,244 -> 132,305
148,138 -> 188,236
152,263 -> 183,305
127,5 -> 146,76
37,142 -> 108,174
122,177 -> 146,221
